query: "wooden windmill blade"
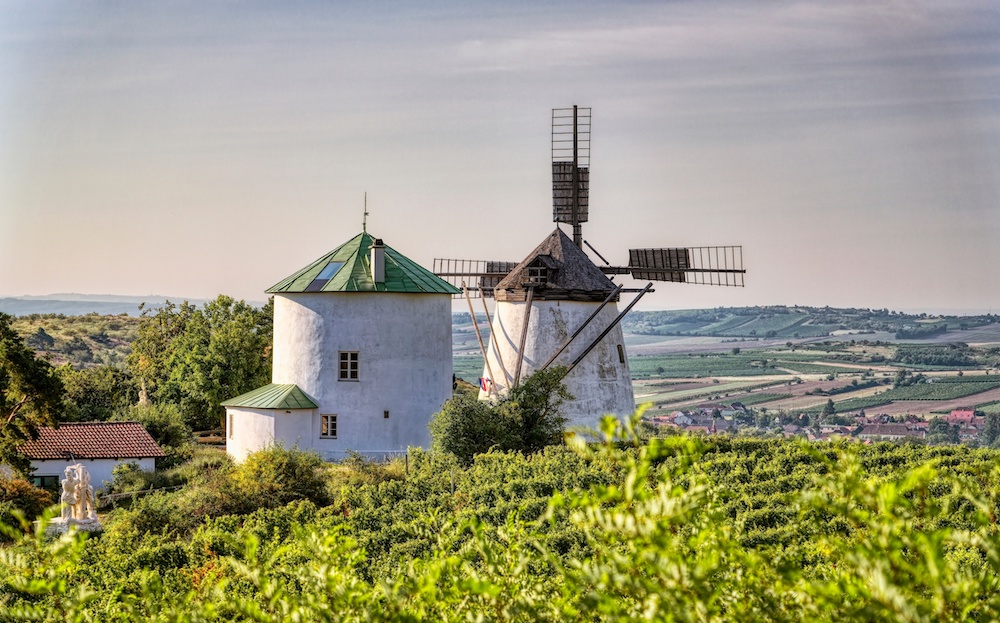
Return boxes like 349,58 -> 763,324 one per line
551,106 -> 591,247
625,245 -> 746,286
432,258 -> 518,298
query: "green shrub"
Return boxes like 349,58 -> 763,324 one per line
0,478 -> 52,540
229,445 -> 330,512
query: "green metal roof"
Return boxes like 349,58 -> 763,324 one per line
221,384 -> 318,410
267,232 -> 460,295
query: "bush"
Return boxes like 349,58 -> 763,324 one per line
430,367 -> 571,465
0,478 -> 53,541
229,445 -> 331,512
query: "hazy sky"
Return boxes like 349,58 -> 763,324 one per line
1,1 -> 998,314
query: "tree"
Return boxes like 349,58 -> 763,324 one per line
111,403 -> 193,467
25,328 -> 54,351
430,367 -> 572,465
822,399 -> 836,416
928,417 -> 960,444
58,365 -> 137,421
0,313 -> 65,475
128,296 -> 273,430
981,413 -> 1000,446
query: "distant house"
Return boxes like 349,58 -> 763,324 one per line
947,409 -> 976,425
19,422 -> 164,492
857,423 -> 926,441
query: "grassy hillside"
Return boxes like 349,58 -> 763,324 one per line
9,313 -> 139,368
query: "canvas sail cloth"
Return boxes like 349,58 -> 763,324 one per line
481,228 -> 636,428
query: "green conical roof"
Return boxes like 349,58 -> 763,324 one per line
267,232 -> 460,294
221,383 -> 318,410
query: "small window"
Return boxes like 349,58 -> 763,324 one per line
339,351 -> 359,381
321,414 -> 338,439
526,266 -> 548,285
384,410 -> 390,419
617,344 -> 626,364
305,261 -> 346,292
227,413 -> 234,439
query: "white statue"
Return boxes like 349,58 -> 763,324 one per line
46,463 -> 102,535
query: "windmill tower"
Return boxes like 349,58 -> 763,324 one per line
434,106 -> 746,428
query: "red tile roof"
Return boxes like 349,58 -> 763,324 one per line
20,422 -> 165,460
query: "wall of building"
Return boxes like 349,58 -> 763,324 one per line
227,407 -> 278,462
270,292 -> 453,459
481,299 -> 635,429
30,458 -> 157,493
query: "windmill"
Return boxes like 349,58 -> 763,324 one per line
434,106 -> 746,427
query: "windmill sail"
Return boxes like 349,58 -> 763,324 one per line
551,106 -> 591,246
627,245 -> 745,286
432,258 -> 517,298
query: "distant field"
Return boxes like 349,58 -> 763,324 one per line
629,354 -> 788,379
634,381 -> 763,406
733,392 -> 794,406
770,361 -> 870,375
453,355 -> 484,384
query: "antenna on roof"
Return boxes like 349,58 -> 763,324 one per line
362,192 -> 369,233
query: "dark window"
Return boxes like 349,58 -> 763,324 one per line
618,344 -> 626,364
526,266 -> 548,285
321,414 -> 338,439
384,410 -> 390,419
31,475 -> 59,491
339,351 -> 359,381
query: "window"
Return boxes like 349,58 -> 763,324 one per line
526,266 -> 548,285
339,351 -> 359,381
384,410 -> 390,419
305,261 -> 345,292
228,413 -> 234,439
618,344 -> 626,364
31,475 -> 59,490
321,414 -> 338,439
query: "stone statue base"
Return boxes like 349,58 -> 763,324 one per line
44,517 -> 103,536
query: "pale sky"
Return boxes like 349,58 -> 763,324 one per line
1,1 -> 998,314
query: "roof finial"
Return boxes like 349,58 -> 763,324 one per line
362,192 -> 369,233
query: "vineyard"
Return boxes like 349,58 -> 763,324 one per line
4,424 -> 1000,620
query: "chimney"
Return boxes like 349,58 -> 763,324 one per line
371,238 -> 385,283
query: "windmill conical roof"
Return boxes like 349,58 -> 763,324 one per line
494,228 -> 617,302
267,232 -> 460,295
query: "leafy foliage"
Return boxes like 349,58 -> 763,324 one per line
0,313 -> 64,475
127,296 -> 273,430
430,368 -> 571,465
6,422 -> 1000,620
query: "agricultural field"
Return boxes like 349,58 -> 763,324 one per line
634,380 -> 768,409
629,353 -> 787,379
453,354 -> 485,384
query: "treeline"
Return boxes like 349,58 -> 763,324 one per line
4,421 -> 1000,620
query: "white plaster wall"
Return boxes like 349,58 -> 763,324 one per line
29,458 -> 156,493
270,293 -> 453,459
480,300 -> 635,430
226,407 -> 277,462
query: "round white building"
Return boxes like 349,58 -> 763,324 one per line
223,231 -> 459,461
480,228 -> 635,429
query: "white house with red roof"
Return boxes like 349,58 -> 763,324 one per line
20,421 -> 164,492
